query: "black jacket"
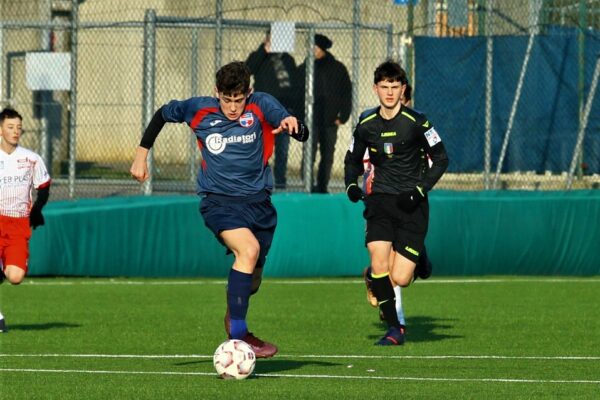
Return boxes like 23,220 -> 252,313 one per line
246,44 -> 300,115
298,52 -> 352,127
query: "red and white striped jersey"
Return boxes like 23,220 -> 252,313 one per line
0,146 -> 51,217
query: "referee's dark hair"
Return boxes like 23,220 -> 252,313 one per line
216,61 -> 251,96
374,60 -> 408,85
404,83 -> 412,102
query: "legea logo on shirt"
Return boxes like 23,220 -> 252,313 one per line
205,132 -> 257,155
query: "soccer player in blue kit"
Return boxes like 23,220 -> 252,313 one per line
130,61 -> 308,358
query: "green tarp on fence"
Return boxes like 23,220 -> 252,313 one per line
29,191 -> 600,277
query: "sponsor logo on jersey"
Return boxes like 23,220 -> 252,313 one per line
17,157 -> 33,169
205,132 -> 257,155
239,113 -> 254,128
381,131 -> 396,137
1,171 -> 32,185
424,127 -> 441,147
383,143 -> 394,154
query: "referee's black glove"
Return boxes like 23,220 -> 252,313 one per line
29,206 -> 45,229
346,183 -> 364,203
397,186 -> 426,212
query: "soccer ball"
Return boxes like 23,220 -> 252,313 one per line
213,339 -> 256,380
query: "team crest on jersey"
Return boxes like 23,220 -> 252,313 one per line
384,143 -> 394,154
239,113 -> 254,128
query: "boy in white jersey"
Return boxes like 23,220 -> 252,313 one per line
0,108 -> 51,332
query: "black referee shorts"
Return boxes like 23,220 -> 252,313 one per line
363,193 -> 429,263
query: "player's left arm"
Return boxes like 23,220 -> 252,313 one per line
418,120 -> 449,192
258,93 -> 309,142
30,157 -> 51,229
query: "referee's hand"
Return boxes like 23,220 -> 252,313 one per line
346,183 -> 364,203
397,186 -> 425,212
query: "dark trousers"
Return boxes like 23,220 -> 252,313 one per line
311,124 -> 338,193
273,133 -> 289,189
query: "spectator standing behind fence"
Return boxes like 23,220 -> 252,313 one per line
246,30 -> 299,190
298,33 -> 352,193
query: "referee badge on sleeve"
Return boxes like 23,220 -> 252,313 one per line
424,127 -> 442,147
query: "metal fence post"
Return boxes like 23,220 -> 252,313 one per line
0,24 -> 4,104
215,0 -> 223,71
303,28 -> 315,193
483,0 -> 494,190
350,0 -> 361,129
190,26 -> 199,184
68,0 -> 80,199
39,0 -> 52,170
141,9 -> 157,196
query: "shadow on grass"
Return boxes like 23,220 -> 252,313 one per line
175,358 -> 339,374
6,322 -> 81,331
254,359 -> 340,374
368,315 -> 462,343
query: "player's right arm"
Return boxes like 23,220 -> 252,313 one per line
130,99 -> 199,182
130,105 -> 167,183
344,124 -> 368,201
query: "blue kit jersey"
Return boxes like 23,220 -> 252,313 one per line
161,92 -> 290,196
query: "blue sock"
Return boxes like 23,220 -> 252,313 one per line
227,269 -> 253,339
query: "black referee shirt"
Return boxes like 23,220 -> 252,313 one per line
344,105 -> 449,194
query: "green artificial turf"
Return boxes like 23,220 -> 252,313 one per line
1,277 -> 599,399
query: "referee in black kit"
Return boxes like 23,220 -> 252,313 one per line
344,60 -> 449,346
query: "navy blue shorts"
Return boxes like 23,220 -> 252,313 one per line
199,191 -> 277,260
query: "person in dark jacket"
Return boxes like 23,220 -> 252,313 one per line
299,33 -> 352,193
246,30 -> 299,190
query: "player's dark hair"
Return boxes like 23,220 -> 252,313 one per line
216,61 -> 251,96
374,60 -> 408,85
404,83 -> 412,102
0,107 -> 23,123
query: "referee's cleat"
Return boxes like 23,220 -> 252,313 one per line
0,318 -> 6,333
241,332 -> 278,358
375,326 -> 405,346
414,248 -> 432,280
363,267 -> 378,307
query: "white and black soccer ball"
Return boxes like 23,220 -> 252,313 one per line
213,339 -> 256,380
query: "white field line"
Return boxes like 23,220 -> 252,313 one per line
19,277 -> 600,286
0,367 -> 599,384
1,353 -> 600,361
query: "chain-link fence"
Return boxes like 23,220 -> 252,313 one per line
1,0 -> 599,199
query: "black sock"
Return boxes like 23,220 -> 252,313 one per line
371,271 -> 401,329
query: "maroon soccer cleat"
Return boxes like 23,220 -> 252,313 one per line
224,308 -> 277,358
241,332 -> 278,358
